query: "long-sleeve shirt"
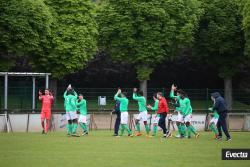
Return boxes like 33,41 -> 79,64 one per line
63,90 -> 77,112
211,92 -> 228,114
76,99 -> 87,115
132,93 -> 147,112
169,90 -> 181,112
181,98 -> 192,116
151,100 -> 159,113
170,90 -> 192,116
114,93 -> 129,112
157,97 -> 169,114
150,100 -> 160,117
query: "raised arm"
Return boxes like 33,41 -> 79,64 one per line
170,90 -> 180,100
38,91 -> 43,100
76,99 -> 85,106
132,93 -> 144,101
170,84 -> 180,99
39,96 -> 43,101
63,90 -> 67,99
114,92 -> 123,101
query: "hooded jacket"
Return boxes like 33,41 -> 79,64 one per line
211,92 -> 228,114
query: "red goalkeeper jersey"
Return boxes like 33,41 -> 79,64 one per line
40,95 -> 54,112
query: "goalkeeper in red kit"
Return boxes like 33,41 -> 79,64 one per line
39,89 -> 54,134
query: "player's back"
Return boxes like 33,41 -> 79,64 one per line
79,99 -> 87,115
138,96 -> 146,112
119,97 -> 129,112
64,95 -> 71,112
67,94 -> 77,111
180,97 -> 192,115
133,93 -> 147,112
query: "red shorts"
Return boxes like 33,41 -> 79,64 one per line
41,110 -> 51,119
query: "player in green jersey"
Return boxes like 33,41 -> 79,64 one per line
77,94 -> 88,136
63,84 -> 79,137
133,88 -> 150,136
208,107 -> 219,138
170,84 -> 186,138
114,88 -> 133,137
147,94 -> 159,136
208,97 -> 219,138
177,89 -> 199,139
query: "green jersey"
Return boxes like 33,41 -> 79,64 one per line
114,93 -> 129,112
181,97 -> 192,116
209,107 -> 219,119
213,110 -> 219,119
169,90 -> 181,112
133,93 -> 147,112
76,99 -> 87,115
151,100 -> 160,117
63,90 -> 77,112
63,91 -> 70,112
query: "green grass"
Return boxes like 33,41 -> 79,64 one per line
0,131 -> 250,167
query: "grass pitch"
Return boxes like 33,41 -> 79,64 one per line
0,131 -> 249,167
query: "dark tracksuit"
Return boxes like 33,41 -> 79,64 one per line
114,101 -> 121,135
211,92 -> 231,139
157,97 -> 169,135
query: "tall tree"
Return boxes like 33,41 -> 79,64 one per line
30,0 -> 98,95
194,0 -> 245,109
0,0 -> 53,71
97,0 -> 202,98
31,0 -> 98,79
242,0 -> 250,56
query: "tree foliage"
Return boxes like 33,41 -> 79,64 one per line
242,0 -> 250,57
97,0 -> 203,81
0,0 -> 53,71
31,0 -> 98,79
194,0 -> 244,78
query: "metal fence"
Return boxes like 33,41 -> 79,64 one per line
0,87 -> 250,112
1,112 -> 250,132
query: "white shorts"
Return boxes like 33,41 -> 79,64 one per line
66,111 -> 78,121
184,114 -> 192,123
121,112 -> 128,124
78,115 -> 87,123
152,115 -> 160,124
136,111 -> 148,122
176,112 -> 184,123
210,117 -> 218,125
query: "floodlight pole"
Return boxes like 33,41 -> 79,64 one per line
4,74 -> 8,113
32,77 -> 36,112
45,74 -> 49,89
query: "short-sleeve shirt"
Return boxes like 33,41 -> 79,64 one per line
41,95 -> 54,112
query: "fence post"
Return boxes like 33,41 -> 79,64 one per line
4,74 -> 8,113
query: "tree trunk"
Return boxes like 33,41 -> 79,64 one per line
49,79 -> 58,102
224,77 -> 232,110
140,80 -> 147,100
